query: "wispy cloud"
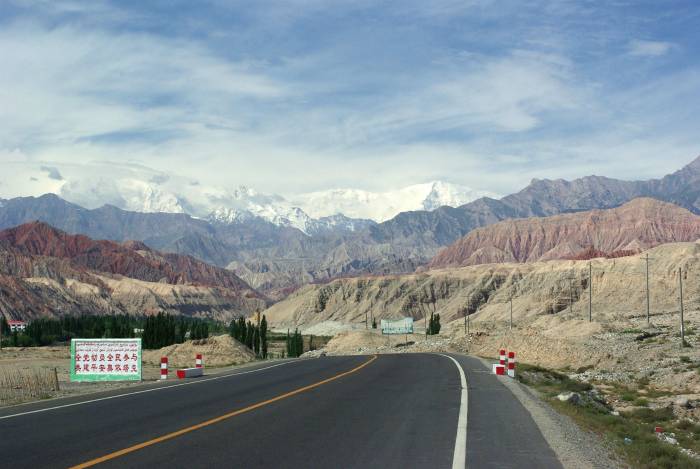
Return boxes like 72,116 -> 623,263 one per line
628,39 -> 674,57
40,165 -> 63,180
0,1 -> 697,196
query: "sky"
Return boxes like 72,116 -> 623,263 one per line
1,0 -> 699,196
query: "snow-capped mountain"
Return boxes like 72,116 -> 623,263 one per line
0,161 -> 496,233
291,181 -> 498,221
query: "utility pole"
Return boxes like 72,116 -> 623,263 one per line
424,309 -> 428,340
645,254 -> 652,325
588,262 -> 593,322
565,273 -> 576,314
509,297 -> 513,331
679,267 -> 685,348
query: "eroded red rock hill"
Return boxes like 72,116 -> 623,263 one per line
0,221 -> 258,292
428,198 -> 700,269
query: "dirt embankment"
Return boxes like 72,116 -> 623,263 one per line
265,240 -> 700,332
142,335 -> 255,368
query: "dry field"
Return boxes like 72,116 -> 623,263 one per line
0,335 -> 257,407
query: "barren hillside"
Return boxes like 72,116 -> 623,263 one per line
429,198 -> 700,269
264,240 -> 700,330
0,223 -> 267,321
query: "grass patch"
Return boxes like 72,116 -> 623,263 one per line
624,407 -> 674,424
519,363 -> 700,469
678,420 -> 696,431
517,363 -> 592,394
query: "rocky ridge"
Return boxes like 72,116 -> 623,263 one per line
429,198 -> 700,268
0,222 -> 266,322
1,156 -> 699,299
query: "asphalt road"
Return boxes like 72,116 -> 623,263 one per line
0,354 -> 562,469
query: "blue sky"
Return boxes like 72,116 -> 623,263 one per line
1,0 -> 699,195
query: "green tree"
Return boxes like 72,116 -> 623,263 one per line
245,321 -> 254,349
427,312 -> 441,335
260,315 -> 268,359
292,329 -> 303,357
253,327 -> 260,357
287,329 -> 304,358
232,318 -> 238,342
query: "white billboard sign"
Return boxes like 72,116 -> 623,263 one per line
71,338 -> 142,382
381,317 -> 414,335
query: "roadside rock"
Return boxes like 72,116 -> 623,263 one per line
675,397 -> 692,409
557,392 -> 581,405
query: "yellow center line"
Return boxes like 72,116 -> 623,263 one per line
70,355 -> 378,469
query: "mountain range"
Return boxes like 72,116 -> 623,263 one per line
428,198 -> 700,268
0,222 -> 266,321
0,161 -> 492,232
1,155 -> 699,300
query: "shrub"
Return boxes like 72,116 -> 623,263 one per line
625,407 -> 674,423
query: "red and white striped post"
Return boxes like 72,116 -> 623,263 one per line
160,357 -> 168,380
507,351 -> 516,378
499,349 -> 506,366
195,354 -> 203,368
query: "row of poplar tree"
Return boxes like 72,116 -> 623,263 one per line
0,314 -> 220,348
286,329 -> 304,358
0,315 -> 140,347
427,312 -> 441,335
229,316 -> 268,359
141,312 -> 213,349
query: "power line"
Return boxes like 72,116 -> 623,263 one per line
644,253 -> 654,325
588,262 -> 592,322
679,267 -> 685,348
509,297 -> 513,330
564,273 -> 577,314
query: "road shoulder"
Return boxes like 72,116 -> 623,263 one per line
475,357 -> 621,469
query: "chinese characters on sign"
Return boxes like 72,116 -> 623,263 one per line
70,339 -> 142,382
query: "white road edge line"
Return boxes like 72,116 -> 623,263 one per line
438,353 -> 468,469
0,360 -> 298,421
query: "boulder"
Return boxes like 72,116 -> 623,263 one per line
557,392 -> 581,405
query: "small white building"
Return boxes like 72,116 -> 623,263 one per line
8,320 -> 27,332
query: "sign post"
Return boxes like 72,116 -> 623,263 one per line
70,338 -> 142,382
